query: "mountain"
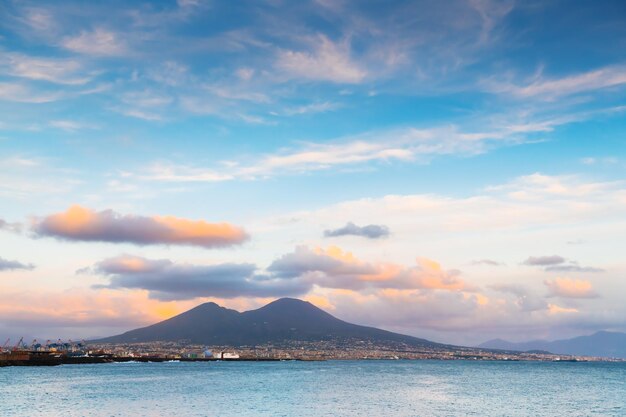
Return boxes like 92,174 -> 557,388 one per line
479,331 -> 626,358
95,298 -> 446,348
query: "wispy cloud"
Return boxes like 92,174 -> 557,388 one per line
49,120 -> 97,131
135,119 -> 578,182
280,101 -> 341,116
471,259 -> 503,266
0,82 -> 65,103
1,54 -> 94,85
276,35 -> 366,83
486,65 -> 626,98
61,28 -> 128,56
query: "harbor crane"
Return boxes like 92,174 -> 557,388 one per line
13,337 -> 24,351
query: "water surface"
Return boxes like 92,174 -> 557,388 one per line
1,360 -> 624,416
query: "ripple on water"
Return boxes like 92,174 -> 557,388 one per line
0,361 -> 624,417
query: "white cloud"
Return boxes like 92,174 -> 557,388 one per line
276,35 -> 366,83
62,28 -> 127,56
141,163 -> 234,182
0,82 -> 66,103
134,120 -> 570,182
486,65 -> 626,98
2,54 -> 93,85
282,101 -> 341,116
49,120 -> 96,131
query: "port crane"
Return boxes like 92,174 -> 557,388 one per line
2,338 -> 10,352
13,337 -> 25,351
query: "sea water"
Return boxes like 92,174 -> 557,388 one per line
1,360 -> 624,416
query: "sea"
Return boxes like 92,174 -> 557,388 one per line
1,360 -> 624,416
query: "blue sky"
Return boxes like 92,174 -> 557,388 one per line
1,0 -> 626,345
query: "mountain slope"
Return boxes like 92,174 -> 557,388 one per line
479,331 -> 626,358
96,298 -> 445,348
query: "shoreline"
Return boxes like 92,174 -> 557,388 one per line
3,356 -> 622,367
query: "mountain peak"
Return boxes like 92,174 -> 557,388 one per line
95,297 -> 439,348
191,301 -> 223,311
253,297 -> 327,317
265,297 -> 315,308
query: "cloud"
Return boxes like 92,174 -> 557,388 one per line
281,101 -> 341,116
471,259 -> 503,266
1,54 -> 93,85
276,35 -> 366,83
61,28 -> 127,56
489,284 -> 547,312
32,205 -> 248,248
49,120 -> 96,132
0,156 -> 82,199
87,246 -> 469,300
0,219 -> 22,234
0,82 -> 65,103
268,246 -> 467,291
547,304 -> 579,315
324,222 -> 390,239
135,114 -> 602,183
486,65 -> 626,98
523,255 -> 566,266
254,117 -> 590,175
523,255 -> 603,273
545,278 -> 598,299
544,264 -> 604,273
468,0 -> 515,44
90,255 -> 311,300
0,257 -> 34,271
0,287 -> 197,331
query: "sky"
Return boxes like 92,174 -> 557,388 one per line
1,0 -> 626,346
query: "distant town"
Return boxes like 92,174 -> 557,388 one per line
1,337 -> 623,367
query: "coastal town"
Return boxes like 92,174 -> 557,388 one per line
1,337 -> 622,366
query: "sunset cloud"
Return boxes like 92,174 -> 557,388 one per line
86,247 -> 468,301
90,255 -> 311,300
544,278 -> 598,299
268,246 -> 467,291
32,205 -> 248,248
1,0 -> 626,347
0,287 -> 200,336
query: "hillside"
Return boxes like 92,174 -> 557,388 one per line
96,298 -> 446,348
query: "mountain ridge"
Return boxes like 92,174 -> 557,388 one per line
479,331 -> 626,358
95,297 -> 447,348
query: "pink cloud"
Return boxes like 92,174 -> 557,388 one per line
268,245 -> 468,291
32,205 -> 248,248
545,278 -> 598,299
